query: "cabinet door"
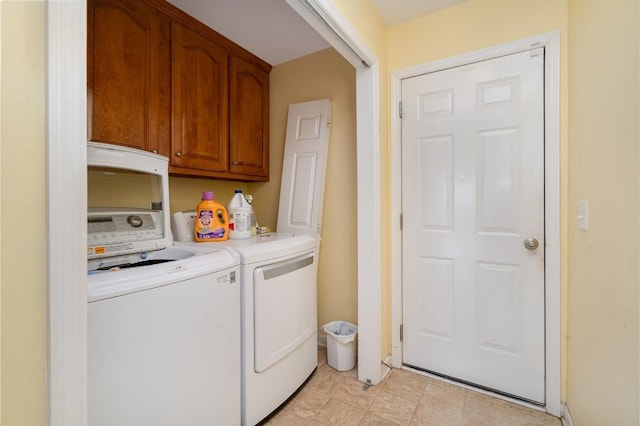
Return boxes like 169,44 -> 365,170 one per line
171,23 -> 229,173
88,0 -> 170,154
230,56 -> 269,179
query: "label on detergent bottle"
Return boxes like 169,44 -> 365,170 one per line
195,209 -> 226,240
229,212 -> 250,233
194,191 -> 229,241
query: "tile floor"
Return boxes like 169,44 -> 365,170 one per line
264,347 -> 562,426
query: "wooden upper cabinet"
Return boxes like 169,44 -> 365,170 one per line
87,0 -> 170,154
171,22 -> 229,175
88,0 -> 271,180
230,56 -> 270,179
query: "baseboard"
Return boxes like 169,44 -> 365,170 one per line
562,402 -> 575,426
317,333 -> 327,347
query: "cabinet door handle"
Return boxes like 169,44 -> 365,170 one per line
176,151 -> 182,158
233,160 -> 238,165
152,149 -> 158,154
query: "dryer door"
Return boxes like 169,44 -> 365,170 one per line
253,252 -> 316,373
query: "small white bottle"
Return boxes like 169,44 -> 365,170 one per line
227,190 -> 252,240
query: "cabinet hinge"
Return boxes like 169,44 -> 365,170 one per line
400,213 -> 403,230
399,101 -> 403,118
400,324 -> 404,341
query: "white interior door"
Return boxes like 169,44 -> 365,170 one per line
401,49 -> 545,403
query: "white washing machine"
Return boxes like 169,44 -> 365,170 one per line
87,142 -> 241,426
88,242 -> 241,426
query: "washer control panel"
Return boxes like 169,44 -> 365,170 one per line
88,209 -> 164,259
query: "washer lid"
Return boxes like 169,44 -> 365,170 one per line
87,142 -> 173,257
87,245 -> 239,302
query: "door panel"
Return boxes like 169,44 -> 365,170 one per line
171,22 -> 229,172
402,49 -> 545,403
477,127 -> 519,233
229,56 -> 270,177
88,0 -> 170,154
419,136 -> 454,230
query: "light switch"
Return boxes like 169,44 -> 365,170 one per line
578,200 -> 588,231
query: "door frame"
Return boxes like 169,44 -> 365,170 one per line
285,0 -> 384,386
389,31 -> 561,416
47,1 -> 88,424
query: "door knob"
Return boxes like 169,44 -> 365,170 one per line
523,237 -> 539,250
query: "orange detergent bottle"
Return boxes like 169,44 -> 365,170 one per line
194,191 -> 229,242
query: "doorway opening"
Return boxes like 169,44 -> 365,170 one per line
47,2 -> 384,424
390,31 -> 561,416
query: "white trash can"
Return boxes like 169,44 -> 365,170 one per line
323,321 -> 358,371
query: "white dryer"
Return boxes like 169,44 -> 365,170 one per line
87,142 -> 241,426
227,234 -> 318,425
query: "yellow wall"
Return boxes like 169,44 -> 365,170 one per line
388,0 -> 567,69
0,2 -> 47,425
332,0 -> 387,59
567,0 -> 639,423
263,47 -> 358,330
169,177 -> 244,215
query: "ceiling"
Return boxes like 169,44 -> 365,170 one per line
167,0 -> 467,66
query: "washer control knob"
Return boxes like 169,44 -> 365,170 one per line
127,215 -> 143,228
